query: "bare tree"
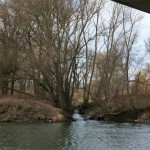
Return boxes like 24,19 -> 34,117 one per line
0,0 -> 143,114
91,3 -> 141,110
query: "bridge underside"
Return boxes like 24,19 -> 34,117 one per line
112,0 -> 150,13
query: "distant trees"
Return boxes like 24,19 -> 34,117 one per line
130,70 -> 150,96
84,4 -> 142,109
0,0 -> 147,112
0,0 -> 105,111
0,2 -> 19,95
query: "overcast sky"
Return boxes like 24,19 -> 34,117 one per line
140,12 -> 150,42
135,11 -> 150,54
109,0 -> 150,48
135,11 -> 150,68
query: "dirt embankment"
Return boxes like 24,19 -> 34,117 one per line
81,95 -> 150,124
97,109 -> 150,123
0,97 -> 67,123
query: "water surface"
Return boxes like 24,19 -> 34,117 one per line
0,115 -> 150,150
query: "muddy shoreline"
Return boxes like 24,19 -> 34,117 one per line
81,107 -> 150,124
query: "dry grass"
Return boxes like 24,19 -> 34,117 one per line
82,95 -> 150,119
51,114 -> 66,122
108,95 -> 150,111
73,89 -> 93,107
72,89 -> 150,121
73,89 -> 84,107
0,96 -> 66,122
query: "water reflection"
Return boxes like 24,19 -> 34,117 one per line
1,120 -> 150,150
0,123 -> 71,150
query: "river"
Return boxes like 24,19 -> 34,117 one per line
0,114 -> 150,150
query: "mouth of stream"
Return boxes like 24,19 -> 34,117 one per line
72,113 -> 85,121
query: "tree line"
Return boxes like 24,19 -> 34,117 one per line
0,0 -> 149,112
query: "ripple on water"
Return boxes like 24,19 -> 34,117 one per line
1,121 -> 150,150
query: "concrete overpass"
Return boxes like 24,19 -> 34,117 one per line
112,0 -> 150,13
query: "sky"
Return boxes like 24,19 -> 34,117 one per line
139,12 -> 150,42
109,0 -> 150,50
109,1 -> 150,73
137,11 -> 150,66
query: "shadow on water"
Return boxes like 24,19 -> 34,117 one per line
1,115 -> 150,150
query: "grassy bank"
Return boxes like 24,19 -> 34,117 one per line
0,97 -> 66,122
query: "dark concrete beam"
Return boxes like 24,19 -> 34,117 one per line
112,0 -> 150,13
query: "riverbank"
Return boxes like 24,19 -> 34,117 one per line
95,108 -> 150,123
81,95 -> 150,124
83,108 -> 150,124
1,95 -> 150,124
0,97 -> 67,122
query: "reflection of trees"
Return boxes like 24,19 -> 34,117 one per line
1,122 -> 149,150
0,123 -> 71,149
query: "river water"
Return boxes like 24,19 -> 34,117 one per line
0,114 -> 150,150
